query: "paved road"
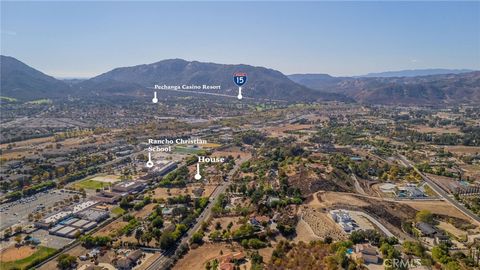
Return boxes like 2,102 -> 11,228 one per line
399,155 -> 480,225
348,165 -> 366,195
348,210 -> 402,242
145,156 -> 248,270
144,250 -> 174,270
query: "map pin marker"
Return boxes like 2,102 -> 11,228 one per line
194,163 -> 202,180
152,91 -> 158,103
146,152 -> 154,168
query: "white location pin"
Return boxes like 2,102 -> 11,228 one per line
152,91 -> 158,103
146,152 -> 154,168
194,163 -> 202,180
237,87 -> 243,100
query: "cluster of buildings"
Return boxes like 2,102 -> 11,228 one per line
190,125 -> 234,144
92,180 -> 147,204
379,183 -> 427,198
145,160 -> 177,178
351,243 -> 380,264
209,252 -> 246,270
249,214 -> 271,230
114,249 -> 144,270
34,200 -> 109,238
330,210 -> 356,232
415,222 -> 450,245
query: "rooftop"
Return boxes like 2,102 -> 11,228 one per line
72,201 -> 98,213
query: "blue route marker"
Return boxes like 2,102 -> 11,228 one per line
233,72 -> 247,87
233,72 -> 247,99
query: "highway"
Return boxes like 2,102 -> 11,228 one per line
398,155 -> 480,225
145,156 -> 248,270
147,87 -> 286,102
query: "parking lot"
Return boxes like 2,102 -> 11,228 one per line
0,190 -> 75,231
30,228 -> 74,249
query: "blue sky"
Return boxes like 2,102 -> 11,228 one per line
1,1 -> 479,78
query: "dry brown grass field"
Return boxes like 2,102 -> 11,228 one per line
398,200 -> 471,221
445,145 -> 480,155
173,243 -> 247,270
0,245 -> 36,262
152,184 -> 217,200
413,125 -> 462,134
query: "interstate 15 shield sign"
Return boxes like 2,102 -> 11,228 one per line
233,72 -> 247,87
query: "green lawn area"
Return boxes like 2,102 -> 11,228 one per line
25,99 -> 52,105
0,96 -> 18,102
174,146 -> 205,154
0,246 -> 57,270
111,206 -> 126,216
73,179 -> 110,190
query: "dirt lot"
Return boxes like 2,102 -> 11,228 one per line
460,164 -> 480,179
152,184 -> 217,200
0,148 -> 33,160
294,217 -> 321,243
0,134 -> 112,160
398,200 -> 471,221
0,245 -> 36,262
94,220 -> 128,237
312,191 -> 370,208
173,243 -> 246,270
0,136 -> 53,150
445,145 -> 480,155
90,175 -> 121,183
133,203 -> 157,219
300,206 -> 346,241
262,124 -> 314,137
437,221 -> 469,239
211,146 -> 252,160
350,211 -> 375,231
207,216 -> 244,233
413,125 -> 462,134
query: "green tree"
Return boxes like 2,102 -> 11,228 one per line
415,210 -> 434,224
160,231 -> 175,250
191,231 -> 204,245
57,254 -> 77,270
135,228 -> 144,244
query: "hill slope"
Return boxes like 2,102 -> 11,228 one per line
82,59 -> 349,102
289,72 -> 480,105
360,68 -> 474,78
0,55 -> 70,101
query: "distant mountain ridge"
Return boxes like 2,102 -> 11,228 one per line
1,55 -> 478,105
355,68 -> 475,78
0,55 -> 70,100
359,68 -> 475,78
288,72 -> 480,105
80,59 -> 348,102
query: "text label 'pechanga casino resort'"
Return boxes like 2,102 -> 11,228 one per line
154,84 -> 221,90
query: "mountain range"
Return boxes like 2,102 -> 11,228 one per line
1,55 -> 479,105
288,72 -> 480,105
358,69 -> 474,78
78,59 -> 348,102
0,55 -> 70,100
